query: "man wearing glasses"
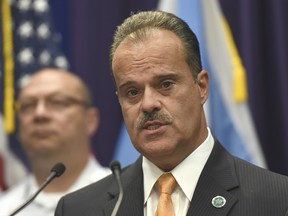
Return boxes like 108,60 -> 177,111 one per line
0,68 -> 110,216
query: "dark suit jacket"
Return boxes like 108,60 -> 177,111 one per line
55,141 -> 288,215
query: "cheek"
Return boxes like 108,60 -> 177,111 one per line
55,111 -> 81,125
171,92 -> 201,127
121,106 -> 138,134
62,116 -> 84,131
19,117 -> 32,133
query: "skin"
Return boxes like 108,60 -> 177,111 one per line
18,69 -> 99,191
112,29 -> 209,171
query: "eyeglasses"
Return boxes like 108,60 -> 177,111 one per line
16,96 -> 90,115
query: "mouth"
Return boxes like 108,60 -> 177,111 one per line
146,124 -> 162,130
143,121 -> 165,130
32,129 -> 53,138
137,111 -> 173,136
141,121 -> 170,136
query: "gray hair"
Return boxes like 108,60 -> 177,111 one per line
110,10 -> 202,78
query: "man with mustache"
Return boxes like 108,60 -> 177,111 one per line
55,11 -> 288,215
0,68 -> 110,216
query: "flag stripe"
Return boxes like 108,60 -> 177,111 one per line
113,124 -> 139,167
201,0 -> 266,167
176,0 -> 253,163
0,154 -> 8,191
158,0 -> 266,167
221,16 -> 248,102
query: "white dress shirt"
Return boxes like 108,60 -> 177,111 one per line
143,128 -> 214,216
0,155 -> 111,216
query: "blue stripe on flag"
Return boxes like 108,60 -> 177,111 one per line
208,65 -> 253,162
178,0 -> 253,162
178,0 -> 257,164
159,0 -> 265,166
113,124 -> 140,167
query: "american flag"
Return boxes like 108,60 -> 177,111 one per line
0,0 -> 69,191
12,0 -> 69,78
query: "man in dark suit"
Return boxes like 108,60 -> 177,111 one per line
55,11 -> 288,216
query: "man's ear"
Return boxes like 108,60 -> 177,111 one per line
116,91 -> 121,104
197,70 -> 209,105
86,107 -> 100,136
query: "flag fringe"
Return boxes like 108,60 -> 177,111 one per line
222,15 -> 248,103
1,0 -> 15,133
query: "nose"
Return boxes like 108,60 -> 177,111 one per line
140,88 -> 162,113
33,100 -> 49,117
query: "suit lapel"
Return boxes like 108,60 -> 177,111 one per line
101,141 -> 240,216
103,158 -> 144,216
187,140 -> 239,216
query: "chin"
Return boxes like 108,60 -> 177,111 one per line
142,143 -> 175,157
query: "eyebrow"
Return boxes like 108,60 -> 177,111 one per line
117,72 -> 181,91
155,73 -> 180,81
118,80 -> 136,92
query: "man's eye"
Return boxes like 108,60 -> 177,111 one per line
50,99 -> 68,108
161,81 -> 174,89
127,89 -> 139,97
19,102 -> 36,112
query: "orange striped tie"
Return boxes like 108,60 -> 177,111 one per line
155,173 -> 177,216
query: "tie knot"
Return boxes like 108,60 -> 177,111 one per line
156,173 -> 177,195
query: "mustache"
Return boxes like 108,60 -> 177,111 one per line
136,111 -> 173,129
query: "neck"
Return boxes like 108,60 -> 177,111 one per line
30,154 -> 90,192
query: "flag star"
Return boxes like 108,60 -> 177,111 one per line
18,74 -> 32,89
39,50 -> 51,65
17,21 -> 34,38
54,56 -> 69,69
33,0 -> 49,13
37,23 -> 50,39
17,48 -> 34,64
17,0 -> 31,11
10,0 -> 16,6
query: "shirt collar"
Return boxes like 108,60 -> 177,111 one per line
142,127 -> 214,203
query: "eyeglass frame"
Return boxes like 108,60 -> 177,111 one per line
15,95 -> 91,116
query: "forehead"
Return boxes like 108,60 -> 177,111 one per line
113,29 -> 185,64
120,28 -> 182,53
19,71 -> 83,99
112,29 -> 187,78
